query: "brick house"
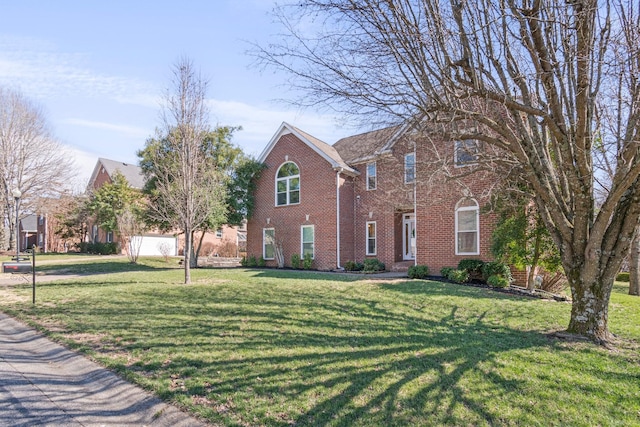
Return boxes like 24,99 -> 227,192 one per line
88,158 -> 241,258
246,122 -> 502,275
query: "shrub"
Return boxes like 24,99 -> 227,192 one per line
344,260 -> 363,272
617,272 -> 630,282
291,253 -> 301,269
457,259 -> 485,279
408,265 -> 429,279
487,274 -> 510,288
363,258 -> 385,272
77,242 -> 118,255
240,256 -> 247,267
447,269 -> 469,283
257,256 -> 266,267
482,261 -> 513,282
440,266 -> 455,278
246,255 -> 257,267
302,253 -> 313,270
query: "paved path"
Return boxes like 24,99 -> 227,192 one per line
0,312 -> 207,426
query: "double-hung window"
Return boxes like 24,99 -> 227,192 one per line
366,162 -> 377,190
454,140 -> 480,166
276,162 -> 300,206
404,153 -> 415,183
263,228 -> 275,260
301,225 -> 315,259
366,221 -> 377,255
455,199 -> 479,255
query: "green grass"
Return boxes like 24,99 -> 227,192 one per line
1,259 -> 639,426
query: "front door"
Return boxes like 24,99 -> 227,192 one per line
403,214 -> 416,260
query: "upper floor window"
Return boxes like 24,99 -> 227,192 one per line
455,140 -> 480,166
276,162 -> 300,206
366,162 -> 377,190
404,153 -> 415,183
455,199 -> 479,255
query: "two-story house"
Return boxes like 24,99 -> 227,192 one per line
246,122 -> 499,275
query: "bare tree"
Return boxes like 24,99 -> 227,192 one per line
256,1 -> 640,343
142,58 -> 225,284
0,86 -> 76,251
116,206 -> 146,264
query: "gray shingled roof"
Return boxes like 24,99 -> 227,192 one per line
332,126 -> 403,164
20,214 -> 38,232
98,158 -> 145,189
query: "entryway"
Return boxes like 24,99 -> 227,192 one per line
402,213 -> 416,260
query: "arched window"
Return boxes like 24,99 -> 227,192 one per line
455,198 -> 479,255
276,162 -> 300,206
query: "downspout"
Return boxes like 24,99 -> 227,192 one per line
336,169 -> 342,269
413,140 -> 418,266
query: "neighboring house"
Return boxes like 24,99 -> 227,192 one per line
246,122 -> 502,276
18,214 -> 46,252
88,158 -> 240,258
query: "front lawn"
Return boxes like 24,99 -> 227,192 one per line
1,259 -> 639,426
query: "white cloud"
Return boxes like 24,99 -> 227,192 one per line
63,118 -> 151,139
0,35 -> 157,106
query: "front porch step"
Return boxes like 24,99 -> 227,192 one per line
391,260 -> 415,272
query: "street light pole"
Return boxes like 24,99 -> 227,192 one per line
12,188 -> 21,260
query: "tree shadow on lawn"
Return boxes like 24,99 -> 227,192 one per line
102,292 -> 587,425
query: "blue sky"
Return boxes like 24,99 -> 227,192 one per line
0,0 -> 351,187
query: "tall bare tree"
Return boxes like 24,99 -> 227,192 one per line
142,58 -> 225,284
0,86 -> 76,251
256,1 -> 640,343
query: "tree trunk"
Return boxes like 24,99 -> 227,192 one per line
184,226 -> 192,284
630,230 -> 640,296
566,265 -> 615,343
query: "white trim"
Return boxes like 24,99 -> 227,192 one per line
263,228 -> 275,260
258,122 -> 358,175
366,221 -> 377,256
455,199 -> 480,255
301,224 -> 315,259
336,170 -> 341,269
402,214 -> 416,260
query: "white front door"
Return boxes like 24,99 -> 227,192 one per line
403,214 -> 416,260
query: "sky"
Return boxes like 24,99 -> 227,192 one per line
0,0 -> 352,189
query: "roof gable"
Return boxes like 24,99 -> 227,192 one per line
88,158 -> 145,190
259,122 -> 358,176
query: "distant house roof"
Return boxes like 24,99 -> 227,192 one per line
88,158 -> 145,190
20,214 -> 38,233
259,122 -> 359,177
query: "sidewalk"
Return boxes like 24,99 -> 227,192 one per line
0,312 -> 207,426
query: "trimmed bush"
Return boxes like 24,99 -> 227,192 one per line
363,258 -> 385,272
458,259 -> 485,279
344,260 -> 364,272
448,269 -> 470,283
408,265 -> 429,279
240,256 -> 247,267
487,274 -> 510,288
302,253 -> 313,270
617,272 -> 630,282
77,242 -> 118,255
440,266 -> 455,278
257,256 -> 266,267
291,253 -> 301,269
482,261 -> 513,282
246,255 -> 257,267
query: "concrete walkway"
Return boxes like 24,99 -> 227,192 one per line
0,312 -> 207,426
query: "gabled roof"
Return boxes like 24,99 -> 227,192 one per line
88,158 -> 145,190
332,124 -> 406,164
20,214 -> 38,233
258,122 -> 359,176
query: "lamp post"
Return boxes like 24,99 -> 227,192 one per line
12,188 -> 21,260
